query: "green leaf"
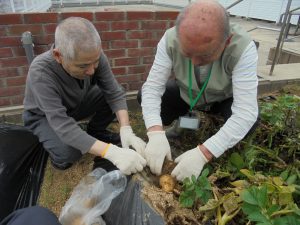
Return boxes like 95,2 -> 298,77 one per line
280,170 -> 290,181
201,168 -> 209,177
273,216 -> 300,225
229,152 -> 245,170
257,185 -> 268,208
247,211 -> 270,224
241,188 -> 259,205
195,185 -> 203,199
267,205 -> 281,215
179,195 -> 194,208
242,202 -> 260,216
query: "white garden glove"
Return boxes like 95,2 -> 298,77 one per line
120,126 -> 146,157
103,144 -> 146,175
171,146 -> 208,181
145,131 -> 172,175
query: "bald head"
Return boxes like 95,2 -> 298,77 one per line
55,17 -> 101,61
175,0 -> 230,65
176,0 -> 229,42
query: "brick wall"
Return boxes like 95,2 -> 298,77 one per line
0,11 -> 178,108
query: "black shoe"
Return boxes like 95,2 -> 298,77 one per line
87,129 -> 121,145
51,160 -> 73,170
93,156 -> 119,172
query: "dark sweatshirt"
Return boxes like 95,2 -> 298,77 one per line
23,49 -> 127,154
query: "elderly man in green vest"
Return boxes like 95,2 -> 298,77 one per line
138,0 -> 259,181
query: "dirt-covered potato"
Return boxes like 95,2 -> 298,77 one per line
159,174 -> 175,193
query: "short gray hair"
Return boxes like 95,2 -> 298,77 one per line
175,0 -> 230,42
55,17 -> 101,61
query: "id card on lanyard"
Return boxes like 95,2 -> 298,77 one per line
178,60 -> 212,130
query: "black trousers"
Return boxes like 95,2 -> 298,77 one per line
0,206 -> 60,225
138,79 -> 259,131
23,85 -> 116,166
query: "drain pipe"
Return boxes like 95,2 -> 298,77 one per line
21,31 -> 34,65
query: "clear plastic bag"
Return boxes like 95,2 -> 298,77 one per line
59,168 -> 127,225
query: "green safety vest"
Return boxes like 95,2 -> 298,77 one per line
165,24 -> 252,108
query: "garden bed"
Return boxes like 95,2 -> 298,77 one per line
39,84 -> 300,224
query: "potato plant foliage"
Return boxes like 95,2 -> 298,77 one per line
179,94 -> 300,224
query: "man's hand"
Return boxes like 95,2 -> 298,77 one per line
103,144 -> 146,175
120,126 -> 146,156
171,146 -> 208,181
145,131 -> 172,175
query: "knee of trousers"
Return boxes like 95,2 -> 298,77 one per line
47,143 -> 82,164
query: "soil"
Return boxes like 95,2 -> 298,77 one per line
140,160 -> 203,225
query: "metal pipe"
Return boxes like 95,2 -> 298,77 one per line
269,0 -> 293,76
226,0 -> 244,10
247,26 -> 280,33
21,31 -> 35,65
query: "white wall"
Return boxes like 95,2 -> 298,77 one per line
218,0 -> 300,25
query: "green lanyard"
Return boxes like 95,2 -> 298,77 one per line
188,60 -> 212,112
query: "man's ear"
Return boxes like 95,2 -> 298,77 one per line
53,48 -> 63,64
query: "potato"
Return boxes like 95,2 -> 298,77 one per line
159,174 -> 175,193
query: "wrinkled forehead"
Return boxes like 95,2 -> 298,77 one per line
178,26 -> 222,56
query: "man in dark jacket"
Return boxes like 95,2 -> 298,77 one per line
23,17 -> 146,175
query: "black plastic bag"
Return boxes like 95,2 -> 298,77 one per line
103,176 -> 165,225
0,124 -> 48,221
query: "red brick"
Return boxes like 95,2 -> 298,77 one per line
168,21 -> 175,28
11,95 -> 24,105
111,67 -> 126,75
0,86 -> 25,97
0,26 -> 6,36
18,66 -> 29,76
128,48 -> 153,57
24,13 -> 58,24
120,83 -> 129,91
32,35 -> 55,45
11,47 -> 25,56
0,79 -> 5,87
155,11 -> 179,20
143,56 -> 155,64
94,22 -> 110,31
128,65 -> 147,74
0,98 -> 10,106
0,37 -> 22,47
43,24 -> 57,34
141,39 -> 159,48
101,31 -> 126,41
34,45 -> 49,55
101,41 -> 109,50
95,12 -> 125,21
6,76 -> 27,86
141,21 -> 167,30
114,57 -> 139,66
116,74 -> 139,83
60,12 -> 93,21
111,40 -> 138,49
104,49 -> 125,58
0,48 -> 13,58
8,24 -> 43,36
129,81 -> 143,91
127,12 -> 154,20
111,21 -> 139,30
0,14 -> 23,25
0,57 -> 28,68
128,31 -> 153,39
0,68 -> 19,78
155,31 -> 165,39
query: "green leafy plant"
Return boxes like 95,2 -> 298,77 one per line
242,185 -> 300,225
179,168 -> 212,208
